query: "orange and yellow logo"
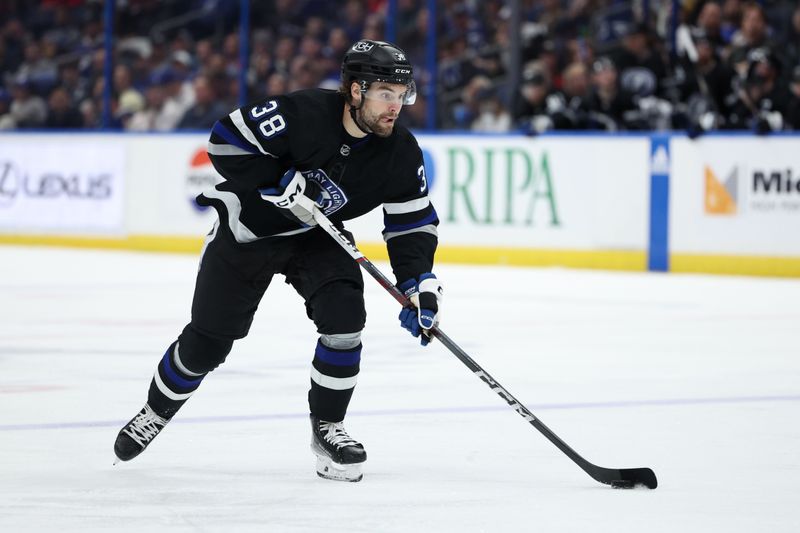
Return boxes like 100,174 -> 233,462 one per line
704,165 -> 737,215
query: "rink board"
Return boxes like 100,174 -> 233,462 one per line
1,132 -> 798,276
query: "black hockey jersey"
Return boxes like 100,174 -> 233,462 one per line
199,89 -> 438,283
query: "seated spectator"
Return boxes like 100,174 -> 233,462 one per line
584,57 -> 637,131
725,48 -> 789,133
45,86 -> 83,128
152,69 -> 194,131
696,1 -> 728,52
113,63 -> 144,114
265,72 -> 289,97
15,40 -> 58,95
674,27 -> 735,133
513,67 -> 552,133
0,88 -> 12,129
785,65 -> 800,130
728,2 -> 774,76
126,85 -> 164,131
176,75 -> 227,130
449,75 -> 491,129
116,90 -> 145,130
471,86 -> 511,133
784,5 -> 800,78
2,78 -> 47,128
610,22 -> 669,98
545,61 -> 592,129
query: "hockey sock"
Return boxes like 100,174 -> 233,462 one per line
309,335 -> 361,422
147,341 -> 207,419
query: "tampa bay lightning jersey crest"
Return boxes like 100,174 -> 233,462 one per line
303,169 -> 348,216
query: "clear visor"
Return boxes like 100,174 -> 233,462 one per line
363,80 -> 417,105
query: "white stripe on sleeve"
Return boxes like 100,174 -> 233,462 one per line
383,197 -> 430,214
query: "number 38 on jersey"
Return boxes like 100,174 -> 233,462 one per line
250,100 -> 286,138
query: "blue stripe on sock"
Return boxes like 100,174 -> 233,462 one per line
161,349 -> 204,389
314,341 -> 361,366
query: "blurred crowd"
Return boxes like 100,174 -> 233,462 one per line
2,0 -> 800,135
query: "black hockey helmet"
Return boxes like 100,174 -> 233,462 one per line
341,40 -> 416,104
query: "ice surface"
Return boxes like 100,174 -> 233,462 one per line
1,245 -> 799,532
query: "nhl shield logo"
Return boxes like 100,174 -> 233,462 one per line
352,41 -> 374,52
302,169 -> 348,215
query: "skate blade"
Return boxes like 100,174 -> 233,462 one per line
315,456 -> 363,482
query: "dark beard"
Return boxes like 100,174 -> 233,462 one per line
357,108 -> 395,137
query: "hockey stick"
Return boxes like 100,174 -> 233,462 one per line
310,208 -> 658,489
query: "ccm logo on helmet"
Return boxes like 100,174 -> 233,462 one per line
395,68 -> 411,74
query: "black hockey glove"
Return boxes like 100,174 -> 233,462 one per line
260,169 -> 323,226
398,273 -> 443,346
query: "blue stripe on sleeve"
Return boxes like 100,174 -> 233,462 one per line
383,209 -> 439,234
212,120 -> 259,155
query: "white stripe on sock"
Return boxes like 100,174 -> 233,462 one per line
310,368 -> 358,391
153,370 -> 195,401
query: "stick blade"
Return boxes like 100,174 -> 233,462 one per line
609,467 -> 658,489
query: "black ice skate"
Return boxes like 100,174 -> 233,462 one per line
114,403 -> 169,463
310,415 -> 367,482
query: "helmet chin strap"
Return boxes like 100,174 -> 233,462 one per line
347,81 -> 373,135
348,104 -> 373,135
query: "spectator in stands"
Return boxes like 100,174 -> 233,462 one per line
513,67 -> 552,133
610,22 -> 669,98
720,0 -> 744,45
1,18 -> 27,75
265,72 -> 289,97
546,61 -> 592,129
113,64 -> 144,116
116,90 -> 145,130
584,56 -> 638,131
153,65 -> 195,131
674,27 -> 735,134
728,2 -> 773,75
696,1 -> 728,52
59,62 -> 90,105
2,78 -> 47,128
14,40 -> 58,95
273,36 -> 297,77
471,85 -> 512,133
0,88 -> 12,129
176,75 -> 226,130
785,65 -> 800,130
45,86 -> 82,128
450,75 -> 491,129
784,5 -> 800,78
322,27 -> 351,81
79,98 -> 99,129
341,0 -> 367,43
126,85 -> 164,131
725,48 -> 789,133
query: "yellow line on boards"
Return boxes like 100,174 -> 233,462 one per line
2,234 -> 798,277
0,234 -> 645,271
671,253 -> 800,278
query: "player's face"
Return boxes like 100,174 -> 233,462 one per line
358,83 -> 408,137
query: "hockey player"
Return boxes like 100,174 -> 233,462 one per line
113,40 -> 442,482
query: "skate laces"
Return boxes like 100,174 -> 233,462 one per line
123,405 -> 167,447
320,421 -> 359,449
